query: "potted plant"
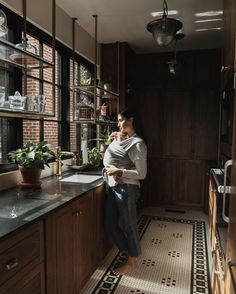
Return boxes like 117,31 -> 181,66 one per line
8,140 -> 55,188
87,147 -> 101,167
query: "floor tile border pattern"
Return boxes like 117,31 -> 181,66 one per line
92,215 -> 210,294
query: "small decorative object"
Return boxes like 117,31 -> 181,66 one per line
8,140 -> 55,188
37,94 -> 47,112
87,147 -> 101,167
8,91 -> 26,110
100,102 -> 109,117
104,82 -> 112,95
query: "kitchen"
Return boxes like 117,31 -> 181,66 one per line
0,0 -> 235,293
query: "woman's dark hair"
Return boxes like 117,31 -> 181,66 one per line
119,108 -> 145,140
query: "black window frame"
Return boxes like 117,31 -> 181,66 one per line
0,3 -> 94,174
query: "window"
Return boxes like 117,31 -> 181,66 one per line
0,3 -> 95,173
69,59 -> 96,159
23,34 -> 61,149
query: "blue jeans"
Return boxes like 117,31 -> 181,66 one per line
105,184 -> 141,257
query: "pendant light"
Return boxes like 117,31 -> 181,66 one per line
147,0 -> 183,46
167,33 -> 184,75
15,0 -> 38,55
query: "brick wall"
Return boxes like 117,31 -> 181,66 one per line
44,121 -> 58,150
23,120 -> 40,144
23,35 -> 59,148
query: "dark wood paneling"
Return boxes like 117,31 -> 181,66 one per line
134,87 -> 163,155
144,157 -> 205,208
161,88 -> 192,157
193,89 -> 220,159
128,49 -> 221,208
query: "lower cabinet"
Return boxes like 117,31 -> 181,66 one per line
46,184 -> 108,293
208,178 -> 225,294
0,221 -> 45,294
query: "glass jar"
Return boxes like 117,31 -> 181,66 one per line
0,86 -> 5,107
0,9 -> 8,38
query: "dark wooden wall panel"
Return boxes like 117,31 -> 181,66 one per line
193,89 -> 220,159
127,49 -> 221,209
161,89 -> 192,157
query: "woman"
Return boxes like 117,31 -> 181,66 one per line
103,108 -> 147,275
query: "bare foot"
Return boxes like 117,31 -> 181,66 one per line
113,256 -> 137,275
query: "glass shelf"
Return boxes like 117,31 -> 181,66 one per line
0,106 -> 54,119
73,84 -> 119,99
73,84 -> 119,123
0,39 -> 55,118
0,38 -> 54,69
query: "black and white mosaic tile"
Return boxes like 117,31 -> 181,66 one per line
81,215 -> 210,294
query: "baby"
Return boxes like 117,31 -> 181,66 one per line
108,131 -> 128,143
104,131 -> 128,185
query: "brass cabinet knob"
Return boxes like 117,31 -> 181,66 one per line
75,210 -> 82,217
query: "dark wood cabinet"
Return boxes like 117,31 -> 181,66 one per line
46,185 -> 108,293
146,158 -> 205,208
0,221 -> 45,294
74,191 -> 94,291
219,0 -> 236,161
208,178 -> 225,294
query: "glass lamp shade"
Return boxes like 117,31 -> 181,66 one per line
16,37 -> 38,55
0,9 -> 8,37
147,18 -> 182,46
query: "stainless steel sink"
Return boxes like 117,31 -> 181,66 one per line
60,174 -> 102,184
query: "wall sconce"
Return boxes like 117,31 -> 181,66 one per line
147,0 -> 183,46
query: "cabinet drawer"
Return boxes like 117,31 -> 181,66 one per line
0,222 -> 43,286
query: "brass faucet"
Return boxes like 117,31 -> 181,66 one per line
55,147 -> 76,176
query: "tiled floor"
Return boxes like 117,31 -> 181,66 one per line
81,207 -> 211,294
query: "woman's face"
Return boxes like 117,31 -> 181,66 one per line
117,114 -> 133,133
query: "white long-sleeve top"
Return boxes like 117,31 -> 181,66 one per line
103,135 -> 147,187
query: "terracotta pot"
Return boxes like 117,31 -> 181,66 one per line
19,166 -> 42,189
104,83 -> 112,93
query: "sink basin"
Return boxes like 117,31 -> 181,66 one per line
60,174 -> 102,184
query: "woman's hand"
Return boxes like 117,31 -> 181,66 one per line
105,165 -> 123,177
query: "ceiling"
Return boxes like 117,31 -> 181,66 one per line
56,0 -> 224,54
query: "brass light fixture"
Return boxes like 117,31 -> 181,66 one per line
147,0 -> 183,46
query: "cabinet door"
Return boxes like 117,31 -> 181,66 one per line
73,191 -> 94,292
46,204 -> 74,294
208,179 -> 217,250
0,221 -> 45,294
93,185 -> 106,266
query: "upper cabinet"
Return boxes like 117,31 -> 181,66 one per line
219,0 -> 236,160
0,1 -> 56,119
222,0 -> 236,69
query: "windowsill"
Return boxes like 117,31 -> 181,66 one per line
0,159 -> 73,192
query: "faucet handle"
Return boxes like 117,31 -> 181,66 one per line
56,146 -> 61,157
